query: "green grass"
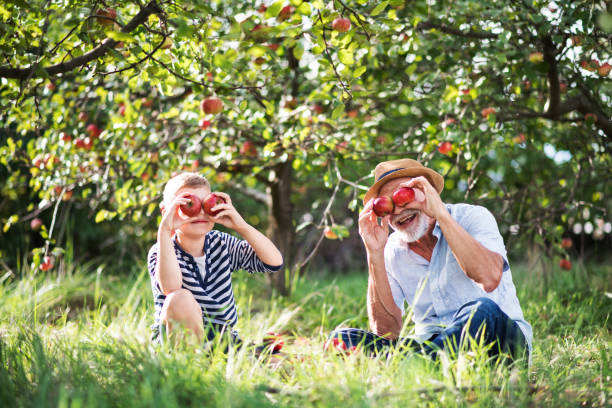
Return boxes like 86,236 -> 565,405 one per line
0,259 -> 609,407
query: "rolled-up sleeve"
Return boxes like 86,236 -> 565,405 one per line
464,206 -> 510,273
224,232 -> 282,274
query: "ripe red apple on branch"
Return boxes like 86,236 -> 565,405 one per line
559,259 -> 572,270
561,237 -> 573,249
96,8 -> 117,27
392,187 -> 415,207
332,17 -> 351,32
86,124 -> 102,139
40,256 -> 54,271
30,218 -> 43,231
198,119 -> 211,130
203,193 -> 226,216
239,141 -> 257,157
372,196 -> 394,217
437,141 -> 452,155
201,97 -> 223,114
277,5 -> 293,22
179,194 -> 202,217
323,227 -> 338,240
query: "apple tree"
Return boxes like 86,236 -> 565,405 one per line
0,0 -> 610,292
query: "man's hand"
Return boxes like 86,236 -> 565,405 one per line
208,192 -> 249,232
159,194 -> 195,235
400,176 -> 447,220
359,199 -> 390,253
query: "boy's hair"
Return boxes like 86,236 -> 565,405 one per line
162,172 -> 211,207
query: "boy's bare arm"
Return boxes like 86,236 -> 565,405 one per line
156,195 -> 192,294
209,192 -> 283,267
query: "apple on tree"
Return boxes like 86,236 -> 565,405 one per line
559,259 -> 572,270
30,218 -> 43,231
332,17 -> 351,33
96,8 -> 117,27
201,97 -> 223,114
199,119 -> 211,130
323,227 -> 338,240
78,111 -> 89,122
40,256 -> 53,271
179,194 -> 202,217
203,193 -> 226,216
277,5 -> 293,22
561,237 -> 573,249
239,141 -> 257,157
437,141 -> 452,155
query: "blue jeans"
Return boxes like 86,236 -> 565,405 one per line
328,297 -> 528,362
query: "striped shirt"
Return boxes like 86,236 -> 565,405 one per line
147,230 -> 282,330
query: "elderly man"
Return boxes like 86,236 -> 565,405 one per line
328,159 -> 532,363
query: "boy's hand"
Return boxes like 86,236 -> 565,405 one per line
208,192 -> 248,231
159,194 -> 194,234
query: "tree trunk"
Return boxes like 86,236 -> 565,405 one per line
266,161 -> 295,295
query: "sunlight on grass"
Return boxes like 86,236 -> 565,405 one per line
0,261 -> 609,407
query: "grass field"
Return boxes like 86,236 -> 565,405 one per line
0,256 -> 609,407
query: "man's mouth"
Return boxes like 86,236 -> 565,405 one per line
395,210 -> 419,226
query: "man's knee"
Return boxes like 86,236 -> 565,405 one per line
161,288 -> 202,323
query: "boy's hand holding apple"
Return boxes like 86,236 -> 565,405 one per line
204,192 -> 248,232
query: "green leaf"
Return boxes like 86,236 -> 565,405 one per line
293,41 -> 304,60
371,1 -> 388,17
331,103 -> 345,119
338,49 -> 354,65
353,66 -> 366,77
266,1 -> 283,19
106,31 -> 135,43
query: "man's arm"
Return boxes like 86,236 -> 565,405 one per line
404,177 -> 503,293
359,201 -> 403,339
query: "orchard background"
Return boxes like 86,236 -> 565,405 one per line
0,1 -> 611,406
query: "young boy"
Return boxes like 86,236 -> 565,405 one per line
147,172 -> 283,346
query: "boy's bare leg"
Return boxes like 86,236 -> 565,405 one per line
160,289 -> 204,345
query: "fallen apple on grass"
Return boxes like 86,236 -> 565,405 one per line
263,332 -> 284,352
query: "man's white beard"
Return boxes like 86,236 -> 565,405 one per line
391,211 -> 430,243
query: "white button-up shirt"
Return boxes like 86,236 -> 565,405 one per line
385,203 -> 532,352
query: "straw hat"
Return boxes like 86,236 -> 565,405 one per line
363,158 -> 444,204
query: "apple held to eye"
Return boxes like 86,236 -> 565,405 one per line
203,193 -> 226,216
179,194 -> 202,217
372,196 -> 394,217
392,187 -> 415,207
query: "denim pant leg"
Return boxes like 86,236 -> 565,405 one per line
327,328 -> 393,354
424,297 -> 528,361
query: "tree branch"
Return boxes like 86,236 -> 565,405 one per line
542,36 -> 561,115
0,2 -> 163,80
416,20 -> 498,40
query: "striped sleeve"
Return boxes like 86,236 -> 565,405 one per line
222,232 -> 282,274
147,244 -> 162,292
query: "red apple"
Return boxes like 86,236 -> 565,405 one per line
438,141 -> 452,155
559,259 -> 572,270
206,72 -> 213,81
257,4 -> 267,13
199,119 -> 211,130
481,107 -> 496,118
266,43 -> 279,51
347,110 -> 358,118
62,190 -> 73,201
179,194 -> 202,217
86,124 -> 102,139
332,17 -> 351,33
203,193 -> 226,216
239,141 -> 257,157
372,196 -> 394,217
561,237 -> 573,249
277,5 -> 293,21
46,82 -> 55,91
324,227 -> 338,240
141,98 -> 153,108
40,256 -> 53,272
60,132 -> 72,143
263,332 -> 284,352
83,137 -> 93,150
201,97 -> 223,114
254,57 -> 266,65
598,62 -> 611,77
30,218 -> 43,231
78,111 -> 89,122
312,104 -> 324,114
119,102 -> 126,116
325,337 -> 348,352
96,8 -> 117,27
392,187 -> 415,207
